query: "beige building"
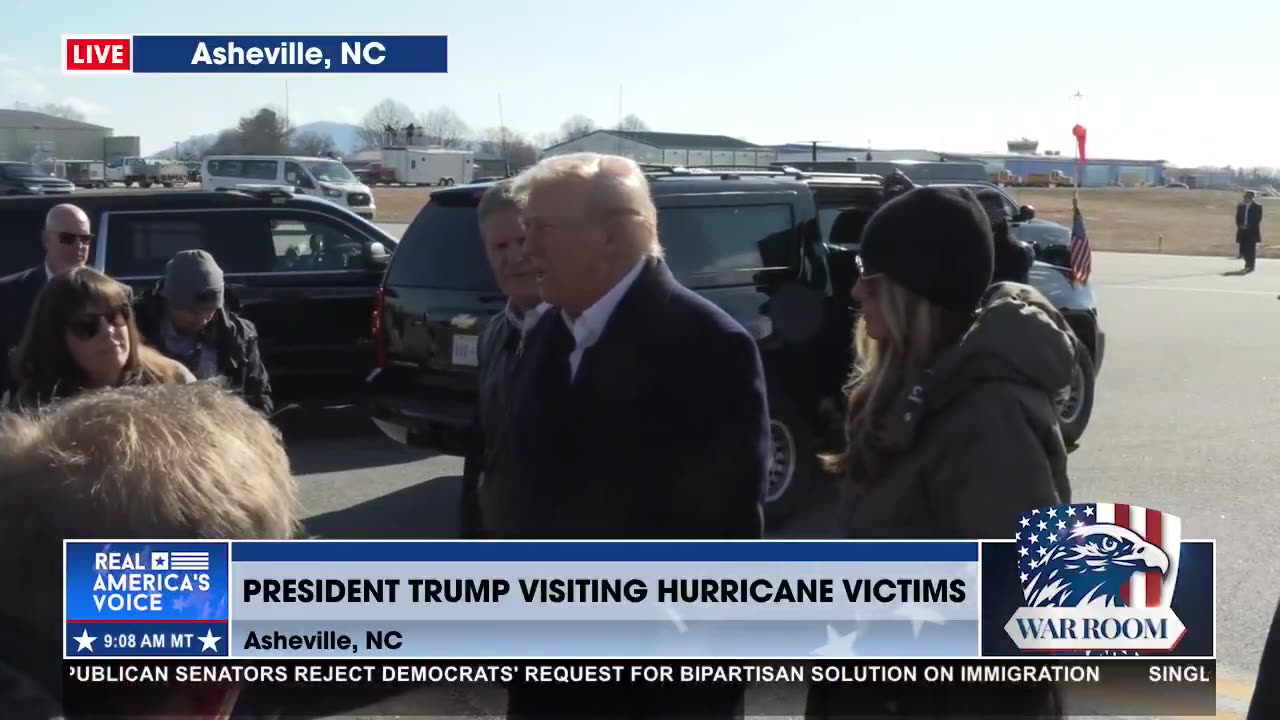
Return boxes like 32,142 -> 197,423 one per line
541,130 -> 777,169
0,109 -> 136,163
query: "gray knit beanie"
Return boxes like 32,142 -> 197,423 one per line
162,249 -> 224,309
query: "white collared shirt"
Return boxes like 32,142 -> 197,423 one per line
506,301 -> 551,337
562,258 -> 646,380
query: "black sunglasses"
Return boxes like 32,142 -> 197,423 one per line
56,231 -> 95,246
67,306 -> 131,340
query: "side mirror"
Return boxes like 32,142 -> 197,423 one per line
1018,204 -> 1036,221
363,241 -> 390,270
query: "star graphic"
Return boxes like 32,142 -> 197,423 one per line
1028,533 -> 1039,545
1057,520 -> 1067,531
1074,521 -> 1085,531
1037,546 -> 1050,558
1018,546 -> 1029,558
198,629 -> 221,652
1066,507 -> 1077,517
1014,532 -> 1021,541
1036,520 -> 1048,532
1032,509 -> 1041,515
74,629 -> 97,652
893,604 -> 946,639
811,625 -> 858,657
1019,517 -> 1030,528
1047,508 -> 1058,518
1020,572 -> 1029,583
1085,507 -> 1095,517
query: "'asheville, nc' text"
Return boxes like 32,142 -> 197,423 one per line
190,42 -> 385,69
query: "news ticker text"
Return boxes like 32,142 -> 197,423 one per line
61,660 -> 1220,717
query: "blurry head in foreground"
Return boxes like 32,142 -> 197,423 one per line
0,382 -> 300,718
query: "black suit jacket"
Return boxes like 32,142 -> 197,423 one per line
1237,202 -> 1263,242
1248,596 -> 1280,718
498,257 -> 770,540
0,266 -> 47,386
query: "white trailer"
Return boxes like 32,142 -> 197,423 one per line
53,160 -> 106,188
378,147 -> 474,186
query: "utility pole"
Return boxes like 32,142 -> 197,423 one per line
497,94 -> 510,176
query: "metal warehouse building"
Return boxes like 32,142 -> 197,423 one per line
0,109 -> 140,164
541,130 -> 777,168
946,140 -> 1167,187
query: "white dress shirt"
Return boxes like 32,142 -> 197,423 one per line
562,259 -> 646,380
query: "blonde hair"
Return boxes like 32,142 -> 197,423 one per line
510,152 -> 663,258
0,381 -> 299,635
822,278 -> 971,480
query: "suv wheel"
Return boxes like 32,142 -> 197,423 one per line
1056,348 -> 1095,446
763,389 -> 820,526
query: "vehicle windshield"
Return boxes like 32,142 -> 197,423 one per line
3,164 -> 42,177
302,160 -> 357,183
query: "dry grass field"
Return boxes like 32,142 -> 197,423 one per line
366,185 -> 1280,259
1004,187 -> 1280,258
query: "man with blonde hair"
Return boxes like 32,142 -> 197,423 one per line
499,152 -> 770,718
0,381 -> 300,718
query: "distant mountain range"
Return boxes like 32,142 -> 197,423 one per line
149,121 -> 365,159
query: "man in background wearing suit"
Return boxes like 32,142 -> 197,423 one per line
459,179 -> 550,539
1236,190 -> 1263,273
497,153 -> 770,718
0,203 -> 92,387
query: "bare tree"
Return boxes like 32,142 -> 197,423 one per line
12,101 -> 87,122
292,131 -> 338,157
177,136 -> 214,160
557,114 -> 598,144
618,113 -> 649,132
359,98 -> 416,148
482,127 -> 540,173
419,106 -> 470,149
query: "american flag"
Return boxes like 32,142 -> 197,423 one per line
1069,198 -> 1092,285
1017,503 -> 1181,609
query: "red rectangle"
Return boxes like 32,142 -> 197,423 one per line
1114,503 -> 1130,606
65,38 -> 131,71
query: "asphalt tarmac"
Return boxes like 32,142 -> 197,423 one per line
279,249 -> 1274,718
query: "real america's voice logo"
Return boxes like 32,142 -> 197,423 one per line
1004,503 -> 1186,652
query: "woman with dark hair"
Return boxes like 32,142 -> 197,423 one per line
806,186 -> 1077,719
5,267 -> 194,411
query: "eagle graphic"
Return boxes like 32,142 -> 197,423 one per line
1022,524 -> 1169,608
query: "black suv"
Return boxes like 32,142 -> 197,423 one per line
368,169 -> 1104,524
0,189 -> 397,397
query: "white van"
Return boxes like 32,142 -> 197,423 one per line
201,155 -> 376,220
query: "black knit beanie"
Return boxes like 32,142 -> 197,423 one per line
858,186 -> 995,313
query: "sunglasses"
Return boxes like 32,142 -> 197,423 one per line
56,231 -> 95,246
67,306 -> 131,340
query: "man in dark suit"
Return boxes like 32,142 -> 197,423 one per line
496,153 -> 771,718
460,179 -> 549,539
0,203 -> 92,385
1236,191 -> 1263,273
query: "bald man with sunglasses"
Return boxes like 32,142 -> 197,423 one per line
0,204 -> 93,388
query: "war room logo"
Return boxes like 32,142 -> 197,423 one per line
1004,503 -> 1186,652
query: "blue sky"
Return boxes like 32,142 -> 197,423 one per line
2,0 -> 1276,166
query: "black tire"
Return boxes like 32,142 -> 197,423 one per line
1057,346 -> 1096,446
762,386 -> 822,527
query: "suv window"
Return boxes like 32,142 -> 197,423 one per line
389,200 -> 497,291
104,211 -> 270,277
657,204 -> 793,273
269,216 -> 367,272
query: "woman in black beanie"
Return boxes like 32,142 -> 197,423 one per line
805,186 -> 1078,720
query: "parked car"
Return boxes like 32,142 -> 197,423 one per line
0,188 -> 396,400
367,168 -> 1106,525
0,162 -> 75,195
